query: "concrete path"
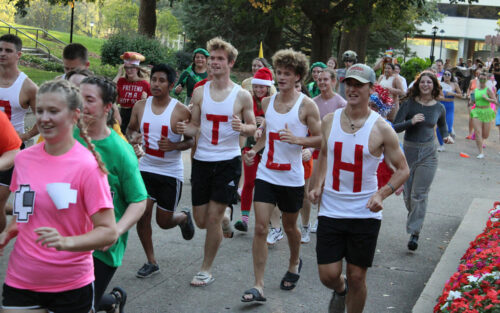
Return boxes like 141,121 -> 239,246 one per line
1,99 -> 498,313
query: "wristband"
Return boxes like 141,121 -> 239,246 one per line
258,126 -> 265,131
387,182 -> 395,193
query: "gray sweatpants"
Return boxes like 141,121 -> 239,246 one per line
402,140 -> 438,235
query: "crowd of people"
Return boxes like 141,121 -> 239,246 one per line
0,32 -> 498,313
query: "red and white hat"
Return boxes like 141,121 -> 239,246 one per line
251,67 -> 274,86
120,51 -> 145,66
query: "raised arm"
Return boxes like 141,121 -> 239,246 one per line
279,97 -> 321,149
126,99 -> 145,144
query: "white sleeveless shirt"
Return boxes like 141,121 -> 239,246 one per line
256,93 -> 308,187
379,75 -> 395,89
320,108 -> 383,219
0,72 -> 29,133
194,81 -> 241,162
139,97 -> 183,181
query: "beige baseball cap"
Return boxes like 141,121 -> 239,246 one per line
345,63 -> 376,84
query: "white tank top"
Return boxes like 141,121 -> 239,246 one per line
194,81 -> 242,161
256,93 -> 308,187
379,75 -> 395,89
320,108 -> 383,219
0,72 -> 29,133
139,97 -> 183,181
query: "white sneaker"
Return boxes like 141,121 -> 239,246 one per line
437,146 -> 445,152
267,227 -> 284,245
301,225 -> 311,244
310,220 -> 318,233
477,153 -> 485,159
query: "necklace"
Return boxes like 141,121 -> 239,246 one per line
343,109 -> 370,131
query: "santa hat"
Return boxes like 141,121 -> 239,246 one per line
251,67 -> 274,86
120,51 -> 146,66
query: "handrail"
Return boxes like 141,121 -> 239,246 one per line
0,19 -> 54,61
14,26 -> 67,47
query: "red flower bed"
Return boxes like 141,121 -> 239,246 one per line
434,202 -> 500,312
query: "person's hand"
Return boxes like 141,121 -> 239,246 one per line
366,193 -> 384,212
255,128 -> 263,140
0,227 -> 18,256
443,136 -> 454,144
256,116 -> 265,125
175,85 -> 183,94
158,136 -> 177,152
279,124 -> 297,144
231,115 -> 243,132
129,132 -> 142,145
98,242 -> 114,252
308,187 -> 322,204
243,149 -> 256,166
133,144 -> 145,159
411,113 -> 425,125
34,227 -> 70,251
302,149 -> 312,162
176,120 -> 188,134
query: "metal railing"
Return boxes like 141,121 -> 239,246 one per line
0,18 -> 62,62
15,26 -> 67,47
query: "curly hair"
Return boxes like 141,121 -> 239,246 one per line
206,37 -> 238,63
408,71 -> 441,100
272,49 -> 309,83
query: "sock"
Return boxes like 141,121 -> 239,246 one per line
242,215 -> 249,224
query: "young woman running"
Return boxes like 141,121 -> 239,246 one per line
0,79 -> 117,313
77,76 -> 148,312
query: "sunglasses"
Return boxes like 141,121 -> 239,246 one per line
444,73 -> 451,76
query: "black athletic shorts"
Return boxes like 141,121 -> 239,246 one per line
140,171 -> 182,212
253,179 -> 304,213
0,142 -> 25,186
191,156 -> 241,206
316,216 -> 381,268
2,283 -> 94,313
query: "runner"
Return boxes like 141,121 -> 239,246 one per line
127,63 -> 195,278
175,48 -> 209,105
307,62 -> 327,98
308,64 -> 409,313
76,76 -> 148,313
394,64 -> 408,93
61,43 -> 90,78
436,70 -> 463,152
0,34 -> 38,232
177,37 -> 256,287
241,48 -> 321,302
0,79 -> 117,313
336,50 -> 357,100
377,63 -> 405,121
394,71 -> 454,251
308,69 -> 347,234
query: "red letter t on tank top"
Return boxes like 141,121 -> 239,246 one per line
206,114 -> 228,145
332,142 -> 363,192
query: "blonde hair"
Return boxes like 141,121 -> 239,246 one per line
206,37 -> 238,63
272,49 -> 309,83
38,80 -> 108,175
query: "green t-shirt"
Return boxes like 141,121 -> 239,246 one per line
74,128 -> 148,267
175,66 -> 208,99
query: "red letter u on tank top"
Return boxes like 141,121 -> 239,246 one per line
265,132 -> 291,171
143,123 -> 168,157
332,142 -> 363,192
206,114 -> 228,145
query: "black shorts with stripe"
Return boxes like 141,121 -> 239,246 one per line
140,171 -> 183,212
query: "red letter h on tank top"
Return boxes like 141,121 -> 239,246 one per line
332,142 -> 363,192
143,123 -> 168,157
206,114 -> 228,145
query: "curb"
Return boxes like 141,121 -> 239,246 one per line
412,198 -> 495,313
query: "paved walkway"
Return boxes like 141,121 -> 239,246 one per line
1,99 -> 498,312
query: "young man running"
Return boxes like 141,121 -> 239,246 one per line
241,49 -> 321,302
61,43 -> 90,77
309,64 -> 409,313
177,37 -> 256,287
0,34 -> 38,232
127,63 -> 195,278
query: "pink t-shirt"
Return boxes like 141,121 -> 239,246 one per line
6,141 -> 113,292
313,93 -> 347,119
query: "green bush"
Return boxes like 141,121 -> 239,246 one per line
400,57 -> 432,84
175,51 -> 193,71
21,55 -> 64,73
89,63 -> 119,80
101,34 -> 176,67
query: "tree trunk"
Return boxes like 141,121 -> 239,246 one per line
138,0 -> 156,38
339,23 -> 370,63
310,22 -> 334,63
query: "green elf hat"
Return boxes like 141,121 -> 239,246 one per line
193,48 -> 210,57
310,62 -> 327,71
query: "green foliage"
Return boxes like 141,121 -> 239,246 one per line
19,65 -> 60,85
101,34 -> 175,67
100,0 -> 138,35
400,57 -> 432,83
89,63 -> 118,79
175,51 -> 192,71
21,54 -> 64,72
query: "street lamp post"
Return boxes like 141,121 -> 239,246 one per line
430,25 -> 438,64
183,32 -> 186,51
439,29 -> 445,59
404,32 -> 409,63
90,22 -> 94,38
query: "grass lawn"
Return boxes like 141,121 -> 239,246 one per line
20,66 -> 60,85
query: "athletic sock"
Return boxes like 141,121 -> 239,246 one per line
242,215 -> 249,224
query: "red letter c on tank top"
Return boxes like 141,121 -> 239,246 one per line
206,114 -> 228,145
0,100 -> 12,120
265,132 -> 291,171
143,123 -> 168,157
332,142 -> 363,192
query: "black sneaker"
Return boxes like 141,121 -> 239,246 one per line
234,220 -> 248,232
179,210 -> 195,240
328,276 -> 348,313
136,262 -> 160,278
110,287 -> 127,313
408,234 -> 419,251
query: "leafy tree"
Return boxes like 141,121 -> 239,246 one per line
0,0 -> 17,23
100,0 -> 138,35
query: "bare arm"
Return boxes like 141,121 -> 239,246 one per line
176,86 -> 201,138
159,103 -> 194,152
391,76 -> 406,97
113,65 -> 124,83
308,113 -> 333,204
0,150 -> 18,171
279,98 -> 322,148
126,100 -> 144,144
232,89 -> 256,137
20,80 -> 39,141
115,201 -> 146,238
